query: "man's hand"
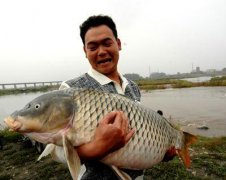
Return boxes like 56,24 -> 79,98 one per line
76,111 -> 135,161
95,111 -> 135,152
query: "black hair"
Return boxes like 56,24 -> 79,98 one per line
80,15 -> 118,45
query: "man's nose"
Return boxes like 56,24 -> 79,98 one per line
97,46 -> 107,56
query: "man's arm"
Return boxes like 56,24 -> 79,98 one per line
76,111 -> 135,161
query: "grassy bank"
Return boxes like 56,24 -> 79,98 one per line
0,85 -> 60,96
136,76 -> 226,90
0,130 -> 226,179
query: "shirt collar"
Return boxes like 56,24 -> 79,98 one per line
88,68 -> 112,85
87,68 -> 129,92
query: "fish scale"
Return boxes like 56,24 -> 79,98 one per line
4,88 -> 197,179
64,89 -> 183,168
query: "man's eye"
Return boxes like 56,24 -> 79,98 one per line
103,41 -> 112,47
89,47 -> 97,51
104,43 -> 111,47
87,45 -> 97,51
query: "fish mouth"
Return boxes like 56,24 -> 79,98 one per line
97,58 -> 112,64
4,116 -> 22,131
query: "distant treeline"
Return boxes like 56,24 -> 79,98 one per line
124,70 -> 226,81
136,76 -> 226,90
0,85 -> 59,96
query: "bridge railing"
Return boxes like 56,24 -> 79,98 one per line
0,81 -> 62,90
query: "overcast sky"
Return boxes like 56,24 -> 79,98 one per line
0,0 -> 226,83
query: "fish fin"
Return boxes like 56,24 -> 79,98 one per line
163,146 -> 177,162
177,132 -> 197,168
111,165 -> 132,180
51,145 -> 67,164
63,134 -> 81,180
37,143 -> 55,161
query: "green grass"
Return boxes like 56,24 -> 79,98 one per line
136,79 -> 195,90
208,76 -> 226,86
145,136 -> 226,179
144,158 -> 197,180
193,136 -> 226,153
0,129 -> 22,142
171,80 -> 194,88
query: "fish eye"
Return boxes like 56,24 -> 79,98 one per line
35,104 -> 41,109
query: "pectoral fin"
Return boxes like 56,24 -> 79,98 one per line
51,145 -> 67,164
37,144 -> 55,161
63,134 -> 81,180
111,165 -> 131,180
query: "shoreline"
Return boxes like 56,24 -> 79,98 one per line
181,119 -> 226,138
1,76 -> 226,96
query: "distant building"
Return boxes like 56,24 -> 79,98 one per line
206,69 -> 216,73
191,66 -> 202,74
196,66 -> 200,72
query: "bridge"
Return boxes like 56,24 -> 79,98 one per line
0,81 -> 62,90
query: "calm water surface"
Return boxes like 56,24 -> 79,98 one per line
0,87 -> 226,137
180,76 -> 212,82
0,92 -> 44,129
141,86 -> 226,137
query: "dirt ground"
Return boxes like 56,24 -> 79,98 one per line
0,139 -> 71,180
0,136 -> 226,180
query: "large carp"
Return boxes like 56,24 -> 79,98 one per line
4,88 -> 196,179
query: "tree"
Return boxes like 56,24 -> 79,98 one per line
123,73 -> 143,81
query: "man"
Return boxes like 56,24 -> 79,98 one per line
60,15 -> 143,179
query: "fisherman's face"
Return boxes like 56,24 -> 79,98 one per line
83,25 -> 121,76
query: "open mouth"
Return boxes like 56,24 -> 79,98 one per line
4,117 -> 22,131
97,58 -> 112,64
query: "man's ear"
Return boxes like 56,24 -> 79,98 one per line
83,46 -> 87,58
117,38 -> 122,51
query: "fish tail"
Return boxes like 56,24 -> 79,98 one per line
163,146 -> 177,162
177,132 -> 197,168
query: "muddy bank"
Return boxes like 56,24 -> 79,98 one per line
0,138 -> 71,180
0,132 -> 226,180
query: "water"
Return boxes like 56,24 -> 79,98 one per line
180,75 -> 223,83
180,76 -> 212,82
1,87 -> 226,137
141,86 -> 226,137
0,92 -> 44,129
